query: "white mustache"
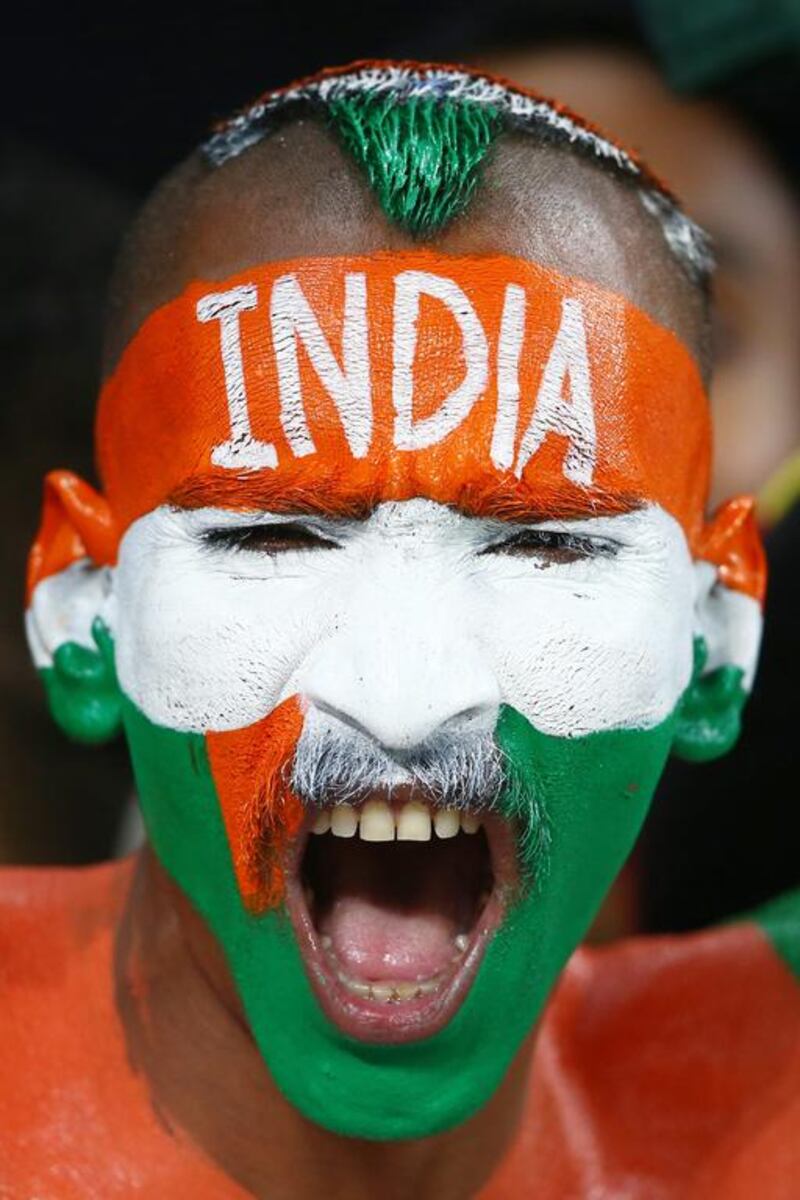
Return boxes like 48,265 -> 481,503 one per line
291,708 -> 504,812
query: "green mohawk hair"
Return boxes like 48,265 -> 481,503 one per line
325,93 -> 503,236
204,62 -> 713,284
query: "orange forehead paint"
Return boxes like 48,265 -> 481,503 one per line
96,250 -> 711,544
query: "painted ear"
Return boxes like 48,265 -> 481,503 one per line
25,471 -> 121,744
674,497 -> 766,763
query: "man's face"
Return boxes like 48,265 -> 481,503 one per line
28,244 -> 763,1136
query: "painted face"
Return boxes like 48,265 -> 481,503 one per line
27,250 -> 764,1139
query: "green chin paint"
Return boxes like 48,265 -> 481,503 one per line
120,692 -> 677,1141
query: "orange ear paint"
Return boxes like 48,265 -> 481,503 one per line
26,470 -> 119,604
696,496 -> 766,604
96,251 -> 712,546
206,697 -> 305,912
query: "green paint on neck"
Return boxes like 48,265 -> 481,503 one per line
749,887 -> 800,981
122,693 -> 677,1140
325,93 -> 503,235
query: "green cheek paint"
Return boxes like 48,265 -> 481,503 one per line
121,691 -> 677,1141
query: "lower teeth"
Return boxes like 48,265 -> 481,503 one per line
335,970 -> 444,1003
321,931 -> 471,1003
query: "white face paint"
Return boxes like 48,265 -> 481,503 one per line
92,499 -> 708,740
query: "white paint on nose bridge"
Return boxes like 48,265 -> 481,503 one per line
299,533 -> 499,751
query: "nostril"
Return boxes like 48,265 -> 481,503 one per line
302,642 -> 501,752
304,695 -> 500,756
305,698 -> 376,743
443,703 -> 499,731
306,698 -> 427,754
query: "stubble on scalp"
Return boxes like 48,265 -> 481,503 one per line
104,115 -> 710,379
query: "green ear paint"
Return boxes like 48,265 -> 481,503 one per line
121,687 -> 676,1140
673,637 -> 748,763
326,93 -> 503,235
39,620 -> 121,744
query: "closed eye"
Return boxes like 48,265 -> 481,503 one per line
482,528 -> 619,565
201,522 -> 340,555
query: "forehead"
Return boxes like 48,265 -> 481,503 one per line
97,249 -> 710,547
106,122 -> 706,375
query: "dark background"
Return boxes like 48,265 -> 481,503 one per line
5,3 -> 797,194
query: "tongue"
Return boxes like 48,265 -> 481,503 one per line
315,840 -> 473,983
321,893 -> 460,981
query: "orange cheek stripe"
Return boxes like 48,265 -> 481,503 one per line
96,250 -> 711,545
206,697 -> 305,912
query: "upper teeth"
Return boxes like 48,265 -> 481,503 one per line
311,801 -> 481,841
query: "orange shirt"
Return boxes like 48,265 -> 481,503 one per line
2,860 -> 799,1198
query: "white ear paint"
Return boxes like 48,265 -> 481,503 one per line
693,561 -> 762,691
25,560 -> 115,670
490,284 -> 526,471
514,298 -> 596,485
392,271 -> 489,451
271,272 -> 373,459
197,285 -> 279,471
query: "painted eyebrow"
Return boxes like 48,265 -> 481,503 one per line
167,472 -> 642,526
168,472 -> 380,521
451,486 -> 642,525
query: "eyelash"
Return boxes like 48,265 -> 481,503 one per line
201,522 -> 339,555
199,523 -> 619,562
483,529 -> 619,562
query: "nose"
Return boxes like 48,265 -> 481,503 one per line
301,582 -> 500,751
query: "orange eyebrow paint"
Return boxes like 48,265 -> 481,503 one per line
96,250 -> 711,543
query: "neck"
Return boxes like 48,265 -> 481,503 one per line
117,848 -> 534,1200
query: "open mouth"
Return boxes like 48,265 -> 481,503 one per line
283,792 -> 517,1043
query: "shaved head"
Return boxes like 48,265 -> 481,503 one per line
105,110 -> 710,376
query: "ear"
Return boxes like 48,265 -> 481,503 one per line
674,497 -> 766,763
25,471 -> 122,744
